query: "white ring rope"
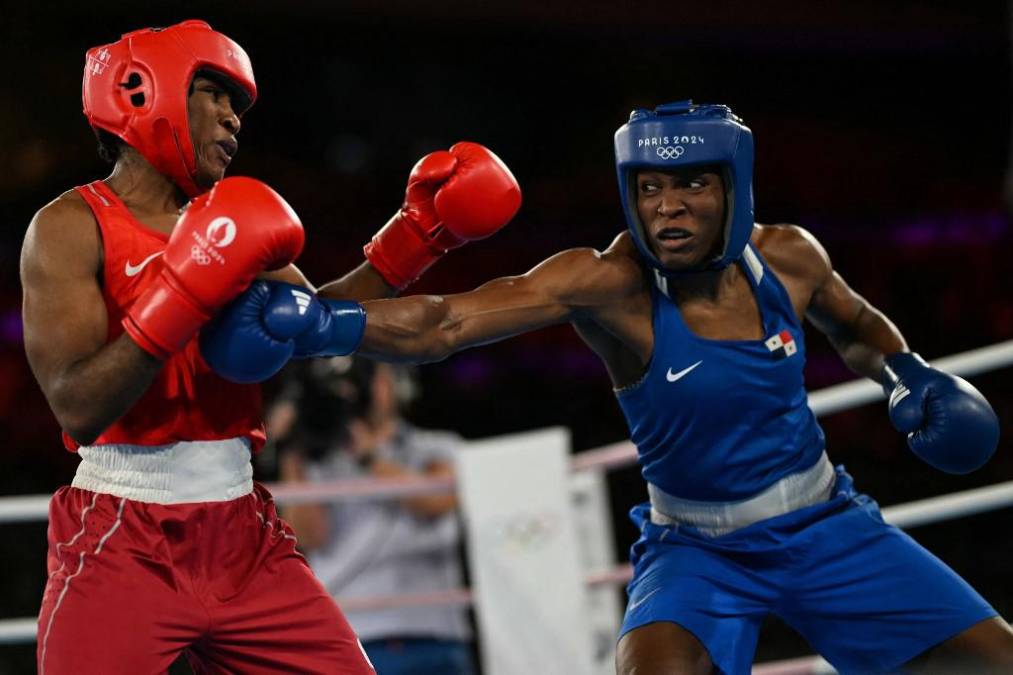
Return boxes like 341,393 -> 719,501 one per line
751,655 -> 836,675
3,339 -> 1010,523
270,474 -> 456,504
0,339 -> 1010,661
808,339 -> 1013,417
0,619 -> 37,646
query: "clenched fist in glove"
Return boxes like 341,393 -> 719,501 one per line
364,142 -> 521,290
124,177 -> 305,359
882,352 -> 1000,474
201,281 -> 365,384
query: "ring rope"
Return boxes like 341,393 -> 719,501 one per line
0,339 -> 1009,656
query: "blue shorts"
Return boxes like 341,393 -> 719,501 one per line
620,467 -> 996,675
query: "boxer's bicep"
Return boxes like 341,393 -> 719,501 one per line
772,224 -> 862,339
806,270 -> 865,339
807,260 -> 907,379
360,277 -> 569,361
807,256 -> 899,348
22,200 -> 163,443
20,204 -> 107,395
430,247 -> 630,350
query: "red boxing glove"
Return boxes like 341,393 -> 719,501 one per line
364,142 -> 521,289
123,177 -> 305,359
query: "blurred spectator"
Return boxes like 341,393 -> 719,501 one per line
271,357 -> 476,675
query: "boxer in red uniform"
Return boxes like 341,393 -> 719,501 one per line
20,21 -> 520,674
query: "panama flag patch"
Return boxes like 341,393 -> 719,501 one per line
765,329 -> 798,359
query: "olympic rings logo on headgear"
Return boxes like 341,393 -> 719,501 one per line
656,145 -> 685,160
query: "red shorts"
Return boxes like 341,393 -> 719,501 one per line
38,483 -> 375,674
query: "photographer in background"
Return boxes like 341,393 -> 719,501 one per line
270,357 -> 476,675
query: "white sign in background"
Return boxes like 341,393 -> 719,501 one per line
458,427 -> 595,675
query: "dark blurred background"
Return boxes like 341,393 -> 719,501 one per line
2,1 -> 1011,672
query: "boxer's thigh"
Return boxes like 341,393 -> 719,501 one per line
39,489 -> 201,674
618,538 -> 773,675
192,492 -> 374,674
780,499 -> 996,675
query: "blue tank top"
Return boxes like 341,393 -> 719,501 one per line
616,244 -> 825,501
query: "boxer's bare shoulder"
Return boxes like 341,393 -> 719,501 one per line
21,188 -> 108,391
600,230 -> 648,285
551,231 -> 648,309
751,223 -> 833,318
22,189 -> 102,282
563,232 -> 653,382
33,189 -> 96,226
752,223 -> 831,287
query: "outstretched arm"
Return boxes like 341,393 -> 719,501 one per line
359,247 -> 632,363
201,237 -> 644,383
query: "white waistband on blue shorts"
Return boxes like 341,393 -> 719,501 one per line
72,437 -> 253,504
648,451 -> 836,537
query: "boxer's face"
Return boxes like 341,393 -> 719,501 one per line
188,74 -> 242,189
635,167 -> 725,270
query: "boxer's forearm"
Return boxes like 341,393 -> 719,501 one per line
828,302 -> 908,383
359,268 -> 576,363
358,295 -> 455,363
317,262 -> 396,303
47,333 -> 163,445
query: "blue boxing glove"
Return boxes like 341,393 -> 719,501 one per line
263,284 -> 366,359
200,280 -> 366,384
882,352 -> 999,474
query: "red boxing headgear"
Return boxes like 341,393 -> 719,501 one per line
82,20 -> 257,197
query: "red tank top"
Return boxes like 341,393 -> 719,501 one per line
63,181 -> 267,452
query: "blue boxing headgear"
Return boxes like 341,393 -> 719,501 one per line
614,101 -> 754,273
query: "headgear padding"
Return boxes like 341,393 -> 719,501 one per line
614,101 -> 754,273
82,20 -> 257,198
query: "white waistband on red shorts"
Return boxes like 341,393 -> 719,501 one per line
72,437 -> 253,504
648,451 -> 836,537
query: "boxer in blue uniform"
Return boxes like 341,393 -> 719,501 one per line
203,102 -> 1010,674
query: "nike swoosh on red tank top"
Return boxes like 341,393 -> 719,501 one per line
66,181 -> 266,452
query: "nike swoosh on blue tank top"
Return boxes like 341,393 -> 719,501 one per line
616,243 -> 826,502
